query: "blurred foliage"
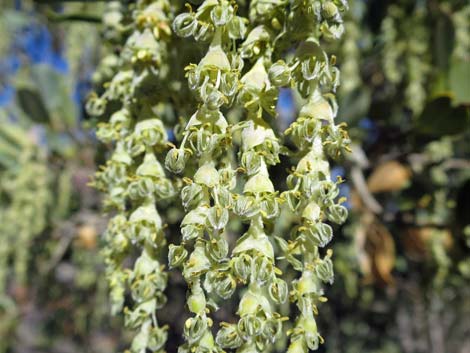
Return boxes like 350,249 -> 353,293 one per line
322,1 -> 470,353
0,1 -> 128,352
0,1 -> 469,353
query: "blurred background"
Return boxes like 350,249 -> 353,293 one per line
0,1 -> 469,353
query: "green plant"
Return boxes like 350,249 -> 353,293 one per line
0,4 -> 124,351
89,1 -> 351,352
313,1 -> 470,352
0,119 -> 50,293
1,0 -> 469,352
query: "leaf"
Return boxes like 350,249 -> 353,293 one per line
402,228 -> 453,261
13,65 -> 78,129
31,65 -> 78,129
16,88 -> 50,123
416,95 -> 470,136
449,58 -> 470,105
367,161 -> 411,193
77,225 -> 97,250
1,10 -> 30,29
338,87 -> 371,124
365,217 -> 396,286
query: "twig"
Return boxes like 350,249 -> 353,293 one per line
40,223 -> 75,276
351,165 -> 383,214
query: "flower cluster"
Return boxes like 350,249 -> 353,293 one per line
167,1 -> 350,353
452,4 -> 470,61
168,3 -> 246,352
91,1 -> 351,352
0,151 -> 50,293
381,3 -> 430,115
87,1 -> 181,352
0,120 -> 51,294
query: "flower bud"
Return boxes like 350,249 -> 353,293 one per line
296,270 -> 323,297
283,190 -> 302,212
111,142 -> 132,165
327,204 -> 348,224
241,151 -> 262,175
262,317 -> 282,340
111,106 -> 130,126
203,86 -> 226,110
241,58 -> 269,91
181,183 -> 204,210
244,174 -> 275,194
206,237 -> 229,262
299,95 -> 334,122
214,272 -> 237,299
232,254 -> 252,282
125,299 -> 157,329
109,270 -> 126,314
218,167 -> 235,187
107,70 -> 133,99
136,152 -> 166,178
183,243 -> 211,279
252,255 -> 273,284
269,60 -> 292,87
238,315 -> 262,339
96,123 -> 114,143
212,186 -> 233,208
128,178 -> 155,199
234,196 -> 258,218
315,256 -> 334,284
183,315 -> 207,344
240,25 -> 271,59
133,119 -> 167,149
188,129 -> 218,155
199,45 -> 231,72
154,178 -> 175,199
301,316 -> 320,350
259,198 -> 279,219
221,69 -> 240,97
168,244 -> 188,268
210,4 -> 234,27
216,323 -> 243,349
269,278 -> 288,304
287,338 -> 307,353
233,230 -> 274,260
320,22 -> 345,40
316,180 -> 339,202
194,164 -> 220,188
147,325 -> 168,352
165,148 -> 187,174
302,202 -> 321,222
182,224 -> 203,241
227,16 -> 246,39
304,222 -> 333,248
322,1 -> 339,20
173,12 -> 197,38
86,96 -> 106,116
194,21 -> 214,42
187,289 -> 206,314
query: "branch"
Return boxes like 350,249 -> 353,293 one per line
351,165 -> 383,214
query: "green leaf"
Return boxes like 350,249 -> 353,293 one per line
16,88 -> 50,123
338,87 -> 371,123
31,65 -> 78,129
416,95 -> 470,136
449,58 -> 470,105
